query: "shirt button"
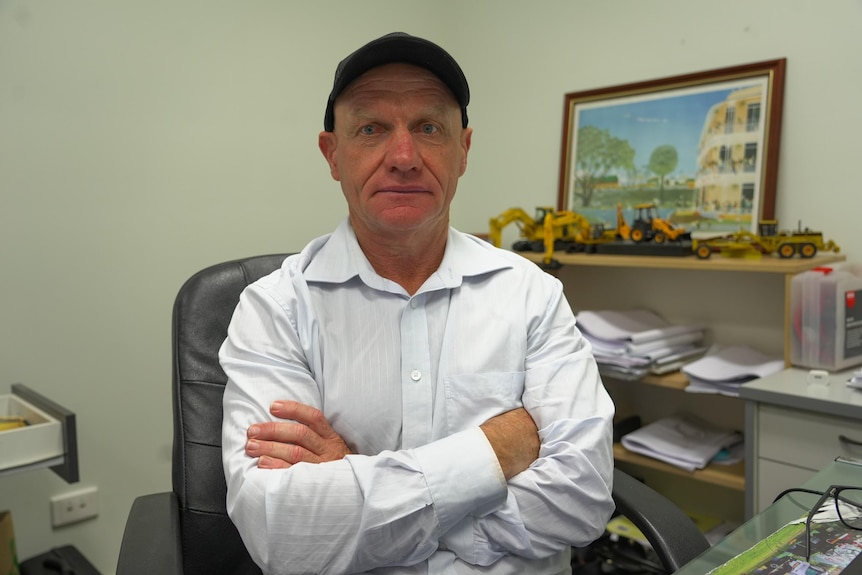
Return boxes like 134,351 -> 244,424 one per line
410,299 -> 418,309
410,370 -> 422,381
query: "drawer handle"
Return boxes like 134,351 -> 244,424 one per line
839,434 -> 862,447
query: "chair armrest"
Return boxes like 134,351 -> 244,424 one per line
611,468 -> 710,572
117,492 -> 183,575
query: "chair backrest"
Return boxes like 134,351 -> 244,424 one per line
168,254 -> 708,575
172,254 -> 291,575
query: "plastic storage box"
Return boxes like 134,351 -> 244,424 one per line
790,262 -> 862,371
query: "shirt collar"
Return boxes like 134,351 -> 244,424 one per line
302,218 -> 513,292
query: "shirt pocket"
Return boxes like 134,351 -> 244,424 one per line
443,372 -> 525,433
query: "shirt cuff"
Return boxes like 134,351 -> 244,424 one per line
413,427 -> 507,536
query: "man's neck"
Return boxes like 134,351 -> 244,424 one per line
353,223 -> 448,296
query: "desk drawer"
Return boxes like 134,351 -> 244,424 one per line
756,459 -> 818,513
758,404 -> 862,471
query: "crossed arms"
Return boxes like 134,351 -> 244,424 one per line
220,261 -> 615,574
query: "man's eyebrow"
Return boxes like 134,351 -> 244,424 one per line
418,102 -> 452,119
347,107 -> 373,122
350,108 -> 446,122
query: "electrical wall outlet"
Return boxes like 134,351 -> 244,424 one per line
50,486 -> 99,527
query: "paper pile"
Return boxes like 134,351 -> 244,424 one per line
576,309 -> 707,380
848,369 -> 862,390
620,413 -> 743,472
682,345 -> 784,397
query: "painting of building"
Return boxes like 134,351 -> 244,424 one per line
694,85 -> 764,227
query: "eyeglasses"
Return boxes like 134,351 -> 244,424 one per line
775,485 -> 862,562
806,486 -> 862,561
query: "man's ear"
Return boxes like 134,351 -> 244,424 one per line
318,131 -> 340,181
459,127 -> 473,177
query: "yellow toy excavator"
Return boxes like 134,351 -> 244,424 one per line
488,206 -> 550,251
616,203 -> 631,240
488,206 -> 616,268
617,203 -> 691,243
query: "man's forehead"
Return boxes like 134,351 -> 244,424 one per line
339,63 -> 455,101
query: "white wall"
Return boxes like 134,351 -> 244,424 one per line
449,0 -> 862,240
1,1 -> 859,572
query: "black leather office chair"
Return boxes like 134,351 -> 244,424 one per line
116,254 -> 709,575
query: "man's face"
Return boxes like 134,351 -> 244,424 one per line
319,63 -> 472,239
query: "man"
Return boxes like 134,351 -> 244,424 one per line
220,32 -> 614,575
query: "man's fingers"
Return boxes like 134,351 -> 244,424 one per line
246,437 -> 321,465
246,401 -> 352,466
248,421 -> 328,454
269,400 -> 338,439
258,455 -> 291,469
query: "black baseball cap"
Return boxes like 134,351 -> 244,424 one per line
323,32 -> 470,132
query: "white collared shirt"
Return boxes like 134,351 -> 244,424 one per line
220,219 -> 615,575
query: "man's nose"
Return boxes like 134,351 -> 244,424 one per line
386,128 -> 421,172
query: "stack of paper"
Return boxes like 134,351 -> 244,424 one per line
848,369 -> 862,390
682,345 -> 784,397
576,309 -> 707,380
620,413 -> 743,472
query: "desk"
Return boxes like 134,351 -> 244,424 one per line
676,458 -> 862,574
741,368 -> 862,515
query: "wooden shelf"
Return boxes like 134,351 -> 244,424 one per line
613,443 -> 745,492
527,246 -> 843,515
519,251 -> 845,274
523,249 -> 847,366
600,370 -> 690,390
610,372 -> 744,491
639,371 -> 690,390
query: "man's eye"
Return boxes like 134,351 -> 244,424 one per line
420,124 -> 438,135
360,125 -> 376,135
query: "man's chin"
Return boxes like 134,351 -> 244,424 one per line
377,206 -> 436,226
368,212 -> 447,237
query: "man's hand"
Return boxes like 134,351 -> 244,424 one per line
245,401 -> 351,469
480,408 -> 540,480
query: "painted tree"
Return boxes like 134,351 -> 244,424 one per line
648,145 -> 678,203
574,126 -> 635,207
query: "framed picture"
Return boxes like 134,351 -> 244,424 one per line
558,59 -> 786,236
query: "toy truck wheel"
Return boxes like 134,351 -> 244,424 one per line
631,229 -> 645,243
654,232 -> 666,244
695,244 -> 712,259
800,243 -> 818,258
778,243 -> 796,258
512,241 -> 533,251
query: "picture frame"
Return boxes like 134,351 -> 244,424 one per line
558,59 -> 786,236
